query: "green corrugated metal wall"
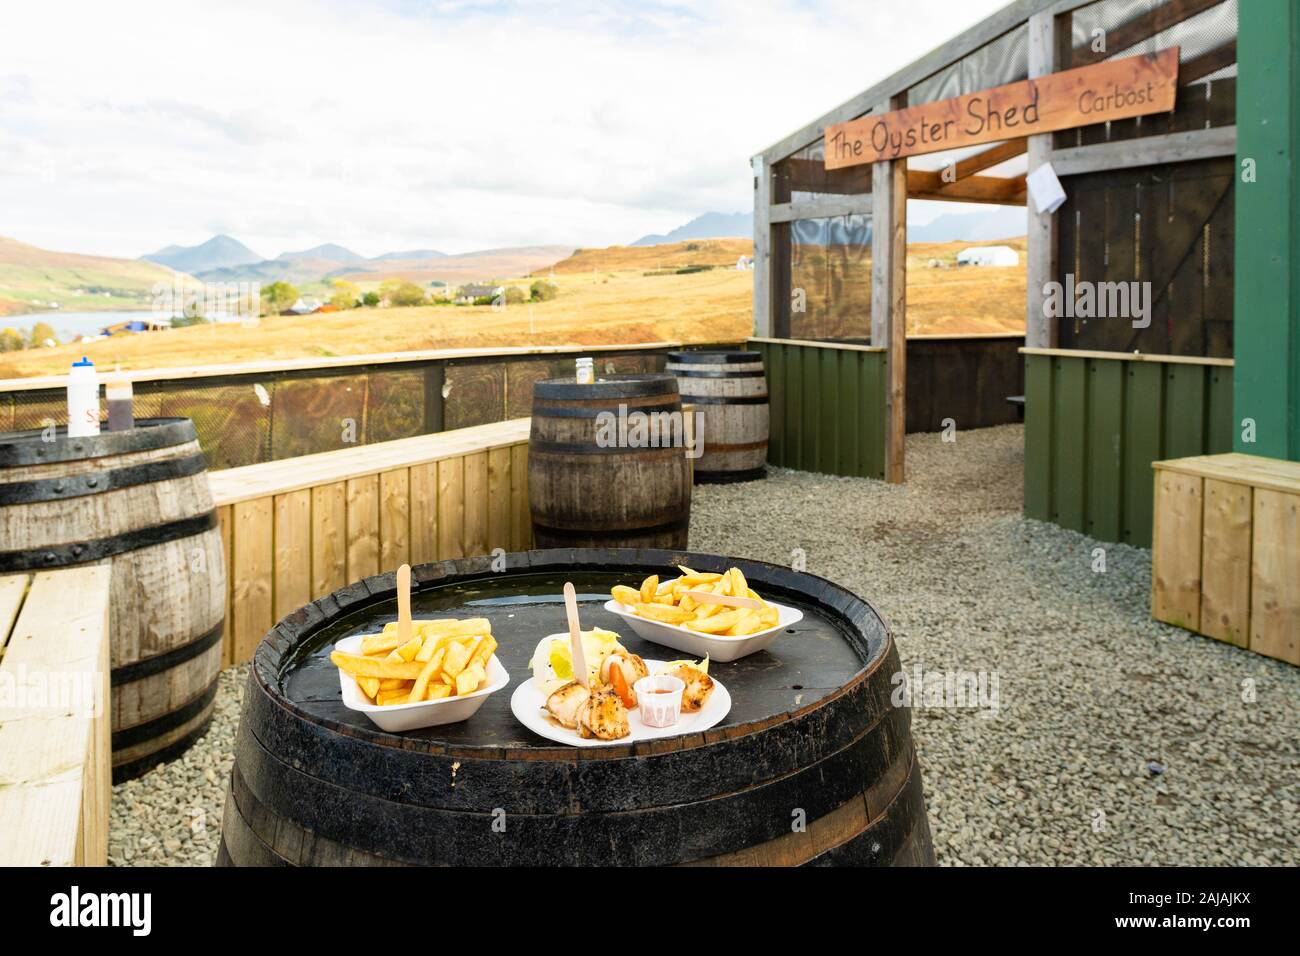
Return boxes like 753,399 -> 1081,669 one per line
1024,353 -> 1234,547
1234,0 -> 1300,461
749,340 -> 886,479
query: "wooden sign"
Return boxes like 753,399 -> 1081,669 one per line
824,48 -> 1180,169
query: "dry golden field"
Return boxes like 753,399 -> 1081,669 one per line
0,266 -> 752,377
906,237 -> 1027,336
0,238 -> 1026,378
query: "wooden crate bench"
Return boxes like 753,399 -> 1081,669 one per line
209,419 -> 533,665
0,566 -> 112,866
1152,453 -> 1300,664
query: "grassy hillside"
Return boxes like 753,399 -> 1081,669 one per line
0,237 -> 188,315
543,238 -> 753,274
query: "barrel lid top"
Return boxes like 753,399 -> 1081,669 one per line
666,351 -> 756,364
0,417 -> 198,467
254,548 -> 892,758
533,373 -> 680,400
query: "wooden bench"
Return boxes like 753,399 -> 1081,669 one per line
208,419 -> 533,665
0,566 -> 112,866
1152,453 -> 1300,664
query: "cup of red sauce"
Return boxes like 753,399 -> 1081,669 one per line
633,674 -> 685,728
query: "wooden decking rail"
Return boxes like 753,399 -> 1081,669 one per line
210,419 -> 533,664
0,567 -> 112,867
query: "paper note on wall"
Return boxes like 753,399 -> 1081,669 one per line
1027,163 -> 1067,215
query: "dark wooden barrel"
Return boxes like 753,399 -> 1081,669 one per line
0,418 -> 226,782
217,549 -> 935,867
528,374 -> 692,549
666,351 -> 768,483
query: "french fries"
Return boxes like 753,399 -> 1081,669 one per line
611,568 -> 780,636
334,619 -> 498,706
633,603 -> 695,625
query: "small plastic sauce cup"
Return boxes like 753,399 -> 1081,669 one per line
633,675 -> 685,728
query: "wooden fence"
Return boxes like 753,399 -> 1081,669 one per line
1023,348 -> 1234,547
209,419 -> 532,665
748,338 -> 887,479
0,341 -> 735,470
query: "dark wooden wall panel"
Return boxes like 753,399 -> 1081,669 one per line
1054,77 -> 1236,359
1055,156 -> 1234,358
903,337 -> 1026,432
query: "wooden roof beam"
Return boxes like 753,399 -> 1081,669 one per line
1072,0 -> 1226,66
1180,39 -> 1237,85
947,139 -> 1029,180
907,169 -> 1027,204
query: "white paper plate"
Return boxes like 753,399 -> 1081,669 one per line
602,591 -> 803,662
510,660 -> 730,747
334,633 -> 510,733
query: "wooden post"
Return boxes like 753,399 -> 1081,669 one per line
1235,0 -> 1300,461
872,95 -> 908,484
752,156 -> 773,338
1025,9 -> 1060,349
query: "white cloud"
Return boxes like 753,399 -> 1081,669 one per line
0,0 -> 1008,258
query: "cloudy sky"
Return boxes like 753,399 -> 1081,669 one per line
0,0 -> 1008,259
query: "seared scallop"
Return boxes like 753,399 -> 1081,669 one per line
545,681 -> 590,729
600,650 -> 647,685
600,650 -> 649,705
669,665 -> 714,712
576,688 -> 631,740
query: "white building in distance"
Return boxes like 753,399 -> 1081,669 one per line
956,245 -> 1020,267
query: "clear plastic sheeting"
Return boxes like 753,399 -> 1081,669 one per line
789,214 -> 873,341
907,23 -> 1029,107
775,134 -> 874,204
1070,0 -> 1238,82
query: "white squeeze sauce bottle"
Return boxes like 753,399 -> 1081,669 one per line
66,356 -> 101,438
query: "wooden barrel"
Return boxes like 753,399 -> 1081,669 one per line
0,418 -> 226,782
528,374 -> 692,549
218,549 -> 935,867
666,351 -> 768,483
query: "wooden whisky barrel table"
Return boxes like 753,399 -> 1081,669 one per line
528,374 -> 692,549
0,418 -> 226,781
218,549 -> 934,866
665,351 -> 768,483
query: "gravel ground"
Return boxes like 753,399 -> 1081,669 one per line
109,664 -> 245,867
111,423 -> 1299,866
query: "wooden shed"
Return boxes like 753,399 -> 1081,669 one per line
750,0 -> 1297,556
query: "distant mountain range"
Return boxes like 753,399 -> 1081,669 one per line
631,212 -> 751,246
142,234 -> 263,274
370,248 -> 447,261
278,242 -> 367,264
141,235 -> 459,285
185,243 -> 575,287
907,206 -> 1027,243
